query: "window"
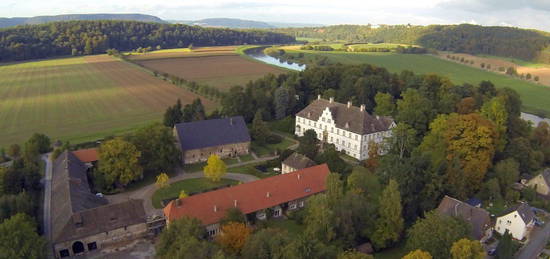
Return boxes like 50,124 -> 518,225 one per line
355,135 -> 358,140
87,242 -> 97,251
59,250 -> 70,258
299,201 -> 305,207
322,118 -> 325,122
330,137 -> 333,142
289,203 -> 297,210
274,209 -> 281,217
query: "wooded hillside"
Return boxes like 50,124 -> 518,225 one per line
0,20 -> 295,61
274,24 -> 550,61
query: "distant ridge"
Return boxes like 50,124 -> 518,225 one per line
0,13 -> 165,28
171,18 -> 322,29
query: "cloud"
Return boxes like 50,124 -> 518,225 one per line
438,0 -> 550,13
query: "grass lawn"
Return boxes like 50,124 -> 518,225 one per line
229,161 -> 279,179
289,50 -> 550,115
239,154 -> 255,162
485,199 -> 508,216
374,242 -> 409,259
265,219 -> 305,237
152,178 -> 239,209
251,138 -> 295,157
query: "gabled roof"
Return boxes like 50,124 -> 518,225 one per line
72,148 -> 99,163
51,151 -> 108,242
54,199 -> 146,243
437,195 -> 491,240
296,98 -> 394,135
164,164 -> 330,225
51,151 -> 147,244
282,152 -> 316,170
500,202 -> 535,225
174,116 -> 251,151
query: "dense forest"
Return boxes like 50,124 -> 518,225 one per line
0,20 -> 295,61
0,13 -> 166,28
274,24 -> 550,61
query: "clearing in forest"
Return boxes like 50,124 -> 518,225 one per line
129,46 -> 284,91
0,55 -> 215,148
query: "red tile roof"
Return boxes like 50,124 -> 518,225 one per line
163,164 -> 330,225
72,148 -> 99,163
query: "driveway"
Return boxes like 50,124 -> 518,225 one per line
41,153 -> 53,241
106,163 -> 263,216
517,222 -> 550,259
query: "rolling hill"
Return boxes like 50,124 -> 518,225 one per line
172,18 -> 322,29
0,13 -> 165,28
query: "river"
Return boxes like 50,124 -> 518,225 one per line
245,47 -> 306,71
245,47 -> 549,125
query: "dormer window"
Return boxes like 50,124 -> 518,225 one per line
345,122 -> 349,128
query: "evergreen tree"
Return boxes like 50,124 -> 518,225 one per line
274,87 -> 290,120
251,110 -> 270,146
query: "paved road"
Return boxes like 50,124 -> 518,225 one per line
517,223 -> 550,259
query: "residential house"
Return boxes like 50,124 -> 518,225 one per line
174,116 -> 251,164
495,202 -> 535,240
163,164 -> 330,236
436,196 -> 492,241
51,151 -> 148,258
295,95 -> 395,160
281,152 -> 316,174
525,169 -> 550,196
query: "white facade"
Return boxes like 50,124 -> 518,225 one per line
295,103 -> 394,161
495,211 -> 534,240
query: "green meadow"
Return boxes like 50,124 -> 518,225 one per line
290,50 -> 550,115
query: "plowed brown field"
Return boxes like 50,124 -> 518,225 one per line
134,54 -> 283,91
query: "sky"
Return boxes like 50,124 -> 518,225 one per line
1,0 -> 550,31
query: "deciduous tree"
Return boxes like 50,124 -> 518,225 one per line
365,141 -> 381,171
403,250 -> 433,259
204,155 -> 227,182
0,213 -> 45,259
374,92 -> 395,116
372,179 -> 404,249
297,129 -> 319,160
450,238 -> 485,259
216,222 -> 251,255
156,217 -> 218,259
98,138 -> 142,187
130,123 -> 181,172
407,211 -> 469,259
179,190 -> 188,199
481,96 -> 508,151
337,250 -> 374,259
397,88 -> 434,134
242,228 -> 291,259
155,173 -> 169,188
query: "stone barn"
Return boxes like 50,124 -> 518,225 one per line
174,116 -> 251,164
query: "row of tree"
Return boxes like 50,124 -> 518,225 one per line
0,20 -> 295,61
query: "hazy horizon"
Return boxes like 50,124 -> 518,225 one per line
1,0 -> 550,31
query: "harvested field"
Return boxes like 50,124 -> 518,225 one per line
0,55 -> 215,148
126,46 -> 239,61
437,52 -> 550,87
134,54 -> 284,91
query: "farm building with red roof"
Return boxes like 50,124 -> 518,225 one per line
71,148 -> 99,163
163,164 -> 330,236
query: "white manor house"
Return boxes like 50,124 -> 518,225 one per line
295,96 -> 395,160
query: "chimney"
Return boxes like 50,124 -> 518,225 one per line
317,94 -> 321,100
360,104 -> 365,112
266,192 -> 271,198
176,199 -> 182,207
376,115 -> 380,120
329,97 -> 334,103
234,200 -> 238,208
229,118 -> 233,125
347,101 -> 352,108
214,205 -> 218,212
297,174 -> 301,180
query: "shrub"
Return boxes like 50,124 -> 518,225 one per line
266,134 -> 283,144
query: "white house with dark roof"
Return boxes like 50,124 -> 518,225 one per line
495,202 -> 535,240
295,96 -> 395,160
282,152 -> 316,174
436,196 -> 492,241
174,116 -> 251,164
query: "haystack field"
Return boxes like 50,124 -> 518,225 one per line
0,55 -> 215,147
